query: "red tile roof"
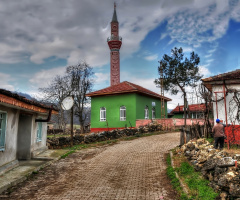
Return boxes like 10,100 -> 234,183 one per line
0,88 -> 58,114
86,81 -> 171,101
202,69 -> 240,82
170,103 -> 206,114
202,69 -> 240,91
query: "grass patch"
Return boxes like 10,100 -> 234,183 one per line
47,134 -> 71,138
170,150 -> 219,200
178,161 -> 218,199
60,150 -> 75,159
205,137 -> 214,144
166,154 -> 188,200
67,139 -> 119,150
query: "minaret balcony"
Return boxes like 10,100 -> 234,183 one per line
107,35 -> 122,42
108,40 -> 122,50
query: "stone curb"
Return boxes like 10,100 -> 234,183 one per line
0,151 -> 68,194
169,151 -> 189,195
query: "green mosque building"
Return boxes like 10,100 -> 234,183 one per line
87,4 -> 171,132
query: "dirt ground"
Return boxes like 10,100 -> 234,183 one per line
1,132 -> 180,200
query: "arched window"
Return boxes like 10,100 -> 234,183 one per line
120,106 -> 126,121
145,106 -> 149,119
152,108 -> 156,119
100,107 -> 106,121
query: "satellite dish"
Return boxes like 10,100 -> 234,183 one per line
61,96 -> 74,110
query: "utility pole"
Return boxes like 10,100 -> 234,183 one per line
159,63 -> 165,129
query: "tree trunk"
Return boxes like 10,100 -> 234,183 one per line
70,106 -> 74,147
184,92 -> 187,128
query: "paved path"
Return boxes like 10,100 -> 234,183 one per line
1,132 -> 180,200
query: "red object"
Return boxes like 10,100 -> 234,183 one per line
235,160 -> 238,168
86,81 -> 171,101
170,103 -> 207,114
224,125 -> 240,145
90,127 -> 130,132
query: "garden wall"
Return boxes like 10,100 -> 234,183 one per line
177,139 -> 240,199
47,123 -> 163,149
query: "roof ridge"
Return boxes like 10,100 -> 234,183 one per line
125,81 -> 137,90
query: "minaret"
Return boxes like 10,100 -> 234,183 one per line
107,2 -> 122,86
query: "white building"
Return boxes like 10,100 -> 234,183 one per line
0,89 -> 58,174
202,69 -> 240,126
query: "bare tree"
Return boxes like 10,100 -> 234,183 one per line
66,62 -> 93,134
39,61 -> 94,133
198,84 -> 213,138
39,75 -> 69,130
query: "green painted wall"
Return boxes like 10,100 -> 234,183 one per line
90,93 -> 168,129
135,94 -> 167,119
91,93 -> 137,128
172,113 -> 183,119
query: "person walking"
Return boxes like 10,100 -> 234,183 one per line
212,119 -> 225,150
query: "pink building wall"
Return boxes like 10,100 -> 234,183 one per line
135,118 -> 213,129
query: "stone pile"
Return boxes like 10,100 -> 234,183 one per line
47,123 -> 163,148
178,139 -> 240,199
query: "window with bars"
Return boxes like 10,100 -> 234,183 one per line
120,106 -> 126,121
145,106 -> 149,119
0,112 -> 7,151
100,107 -> 106,121
37,122 -> 42,142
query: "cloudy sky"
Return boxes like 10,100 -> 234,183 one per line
0,0 -> 240,109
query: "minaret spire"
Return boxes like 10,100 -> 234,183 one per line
112,2 -> 118,22
107,3 -> 122,86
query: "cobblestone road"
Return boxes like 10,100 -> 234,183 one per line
2,132 -> 180,200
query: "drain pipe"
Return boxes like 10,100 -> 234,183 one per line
35,106 -> 53,122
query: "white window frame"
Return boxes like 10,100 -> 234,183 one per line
0,111 -> 7,151
100,107 -> 106,121
120,106 -> 126,121
152,108 -> 156,119
145,106 -> 149,119
37,121 -> 43,142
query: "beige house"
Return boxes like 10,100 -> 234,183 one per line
0,89 -> 58,174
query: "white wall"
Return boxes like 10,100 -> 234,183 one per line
0,106 -> 19,167
0,106 -> 49,168
212,84 -> 240,125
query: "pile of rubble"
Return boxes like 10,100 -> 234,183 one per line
177,139 -> 240,199
47,123 -> 163,148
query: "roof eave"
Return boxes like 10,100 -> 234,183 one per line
87,90 -> 172,101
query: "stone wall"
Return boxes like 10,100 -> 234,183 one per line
47,123 -> 163,149
177,139 -> 240,199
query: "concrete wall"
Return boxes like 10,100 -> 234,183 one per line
212,84 -> 240,125
0,105 -> 19,168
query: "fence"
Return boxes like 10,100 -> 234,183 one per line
180,124 -> 205,145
